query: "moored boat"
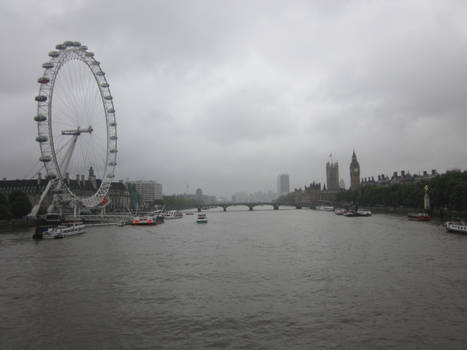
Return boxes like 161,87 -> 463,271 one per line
445,221 -> 467,234
197,212 -> 208,223
316,205 -> 334,211
408,212 -> 431,221
132,215 -> 157,225
164,210 -> 183,219
35,221 -> 86,239
357,209 -> 372,217
33,214 -> 85,240
343,209 -> 372,217
334,208 -> 347,215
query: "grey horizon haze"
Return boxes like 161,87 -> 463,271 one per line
1,0 -> 467,198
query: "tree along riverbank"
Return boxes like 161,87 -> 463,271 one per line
336,170 -> 467,218
359,205 -> 465,220
0,217 -> 35,232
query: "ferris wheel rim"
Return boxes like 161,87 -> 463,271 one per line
34,41 -> 118,208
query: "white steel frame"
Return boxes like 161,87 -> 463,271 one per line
34,41 -> 117,208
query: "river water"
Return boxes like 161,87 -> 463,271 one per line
1,208 -> 467,349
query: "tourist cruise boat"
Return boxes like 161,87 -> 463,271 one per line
33,214 -> 85,240
35,221 -> 86,239
196,213 -> 208,223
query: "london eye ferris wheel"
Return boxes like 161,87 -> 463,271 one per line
34,41 -> 117,209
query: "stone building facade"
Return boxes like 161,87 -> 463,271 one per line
0,175 -> 130,213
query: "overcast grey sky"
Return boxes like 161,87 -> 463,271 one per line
2,0 -> 467,197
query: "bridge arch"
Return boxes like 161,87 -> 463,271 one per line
202,202 -> 286,211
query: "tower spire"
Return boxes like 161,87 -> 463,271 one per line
350,149 -> 360,190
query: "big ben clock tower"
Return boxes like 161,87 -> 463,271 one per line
350,149 -> 360,189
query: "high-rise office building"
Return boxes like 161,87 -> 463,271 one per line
277,174 -> 290,195
132,180 -> 163,207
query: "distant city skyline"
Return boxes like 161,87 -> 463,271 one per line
2,1 -> 467,198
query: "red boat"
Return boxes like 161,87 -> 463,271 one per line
408,212 -> 431,221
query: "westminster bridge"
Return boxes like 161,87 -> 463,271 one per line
199,202 -> 302,212
198,199 -> 333,212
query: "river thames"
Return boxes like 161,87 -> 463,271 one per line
1,208 -> 467,349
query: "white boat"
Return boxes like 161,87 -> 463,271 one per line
316,205 -> 334,211
132,215 -> 157,225
164,210 -> 183,219
343,209 -> 372,217
334,208 -> 347,215
197,213 -> 208,223
356,209 -> 372,217
40,222 -> 86,239
445,221 -> 467,234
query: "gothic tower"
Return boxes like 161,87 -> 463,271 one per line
326,161 -> 339,191
349,149 -> 360,189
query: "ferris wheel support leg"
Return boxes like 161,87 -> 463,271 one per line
28,178 -> 57,217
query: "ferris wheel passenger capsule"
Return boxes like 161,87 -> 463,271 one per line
35,95 -> 47,102
49,51 -> 59,58
34,114 -> 47,122
36,136 -> 48,143
42,62 -> 54,69
37,77 -> 50,84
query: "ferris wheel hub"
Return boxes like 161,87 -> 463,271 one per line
61,126 -> 93,135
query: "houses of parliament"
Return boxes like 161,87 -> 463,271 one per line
294,150 -> 360,205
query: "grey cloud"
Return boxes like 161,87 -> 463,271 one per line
2,0 -> 467,196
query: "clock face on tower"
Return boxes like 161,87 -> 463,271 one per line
353,168 -> 359,174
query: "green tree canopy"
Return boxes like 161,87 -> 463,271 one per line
0,193 -> 11,220
337,171 -> 467,211
8,190 -> 32,219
